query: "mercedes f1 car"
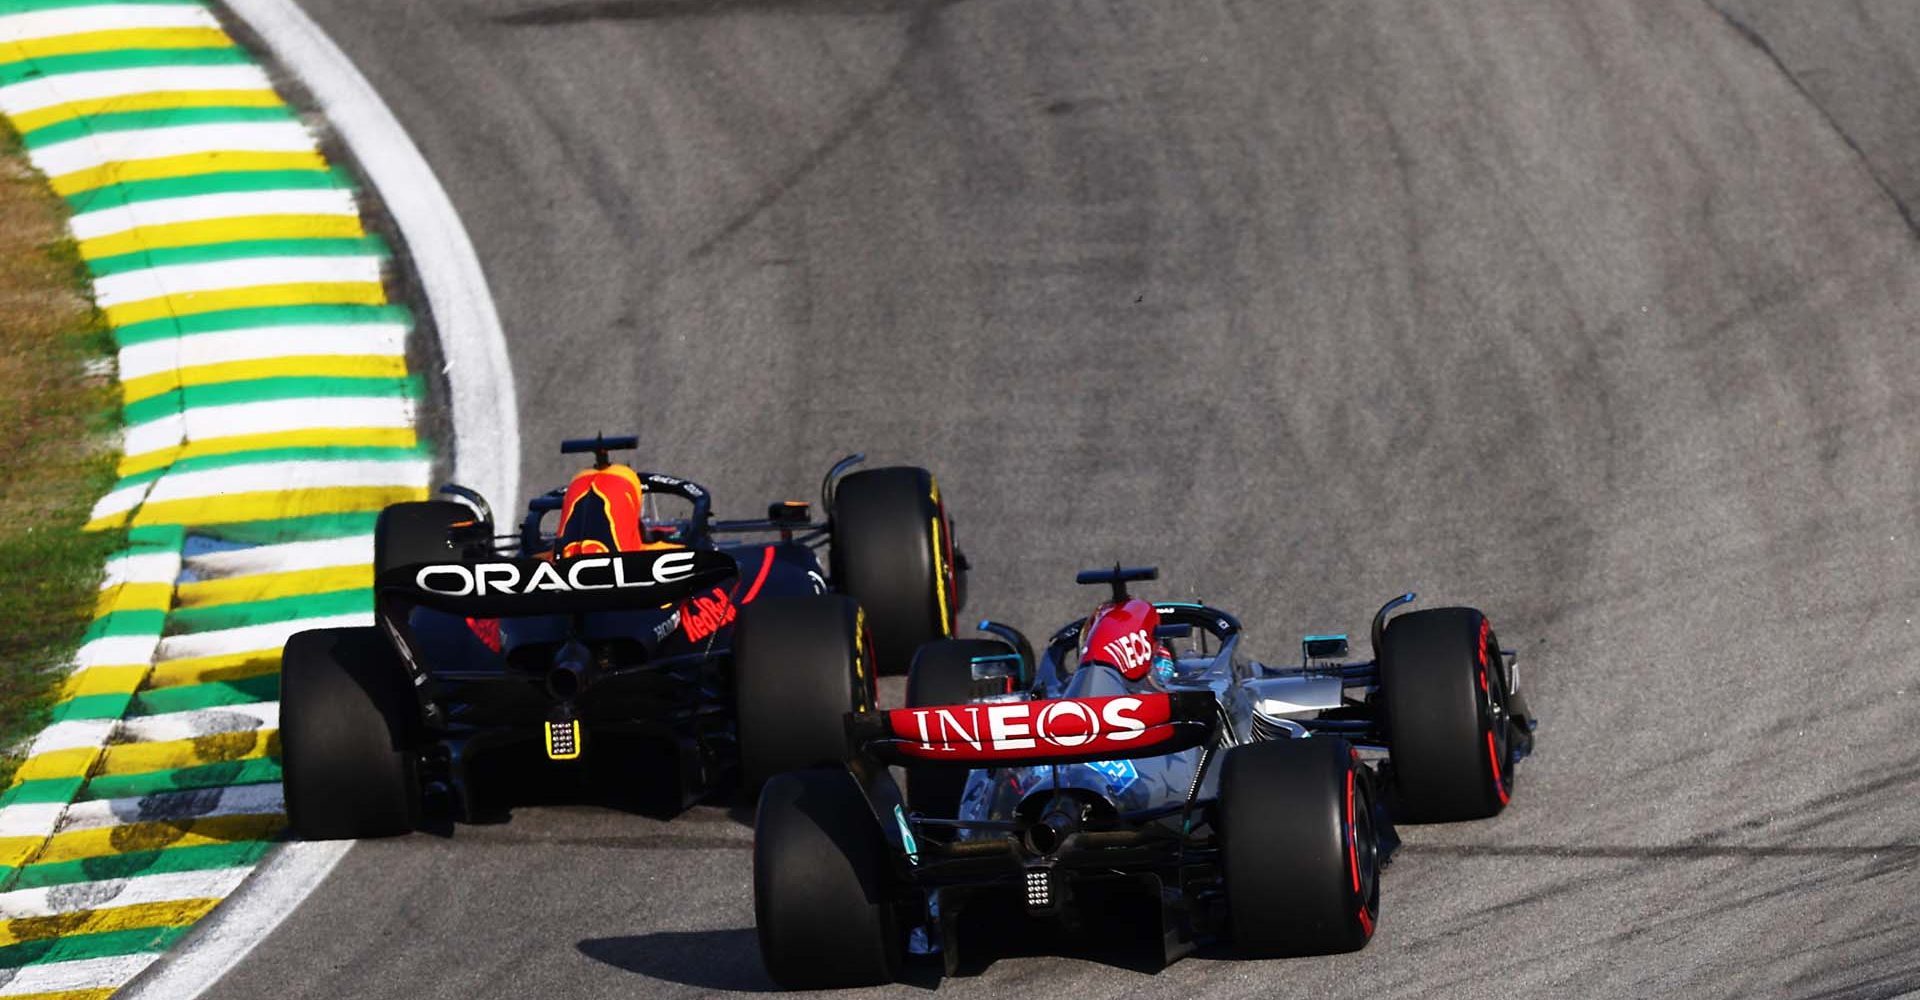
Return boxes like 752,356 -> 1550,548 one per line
281,436 -> 967,839
752,566 -> 1536,987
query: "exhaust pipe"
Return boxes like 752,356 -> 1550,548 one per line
547,641 -> 594,701
1024,795 -> 1086,856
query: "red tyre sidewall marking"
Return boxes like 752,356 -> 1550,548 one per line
1478,614 -> 1508,803
1486,729 -> 1510,806
1347,753 -> 1374,938
1345,766 -> 1360,895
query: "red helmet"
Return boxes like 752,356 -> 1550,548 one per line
1078,597 -> 1162,682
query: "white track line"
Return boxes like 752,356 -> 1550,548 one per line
117,841 -> 351,1000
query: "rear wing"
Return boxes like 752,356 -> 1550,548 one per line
846,690 -> 1216,769
375,549 -> 736,618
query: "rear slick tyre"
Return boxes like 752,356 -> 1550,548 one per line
280,627 -> 419,840
1378,606 -> 1515,822
1219,737 -> 1379,955
754,770 -> 905,989
734,595 -> 873,795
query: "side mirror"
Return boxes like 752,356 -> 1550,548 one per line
769,501 -> 811,526
1302,634 -> 1349,662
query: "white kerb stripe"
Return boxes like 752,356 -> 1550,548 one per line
185,534 -> 373,577
71,188 -> 358,241
120,396 -> 418,459
0,802 -> 66,839
155,612 -> 370,661
101,551 -> 184,587
30,122 -> 320,178
115,702 -> 280,744
0,867 -> 255,919
93,481 -> 154,522
118,324 -> 408,381
93,458 -> 427,520
75,634 -> 163,669
23,719 -> 115,756
0,954 -> 161,995
95,256 -> 385,307
145,458 -> 429,503
0,5 -> 219,43
61,783 -> 284,834
121,413 -> 184,459
0,66 -> 273,116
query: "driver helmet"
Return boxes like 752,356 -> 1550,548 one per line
557,464 -> 682,557
1078,597 -> 1167,684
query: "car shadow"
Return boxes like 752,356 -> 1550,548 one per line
578,930 -> 774,992
579,929 -> 944,991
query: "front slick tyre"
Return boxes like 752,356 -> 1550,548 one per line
831,466 -> 957,674
1219,737 -> 1379,956
734,595 -> 873,795
754,770 -> 905,989
903,637 -> 1007,821
281,627 -> 419,840
1379,606 -> 1515,822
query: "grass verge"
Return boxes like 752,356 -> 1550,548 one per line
0,121 -> 122,785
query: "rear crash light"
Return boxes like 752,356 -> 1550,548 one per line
545,719 -> 581,760
1024,870 -> 1055,913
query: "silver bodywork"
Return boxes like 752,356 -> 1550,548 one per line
956,603 -> 1368,831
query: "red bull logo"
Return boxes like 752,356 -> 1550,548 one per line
682,586 -> 736,642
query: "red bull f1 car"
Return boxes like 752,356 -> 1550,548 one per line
280,435 -> 967,839
752,566 -> 1536,987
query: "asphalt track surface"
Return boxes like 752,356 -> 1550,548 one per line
203,1 -> 1920,997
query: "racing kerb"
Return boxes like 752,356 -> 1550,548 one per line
0,1 -> 430,995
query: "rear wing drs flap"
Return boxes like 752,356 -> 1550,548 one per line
846,690 -> 1217,769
